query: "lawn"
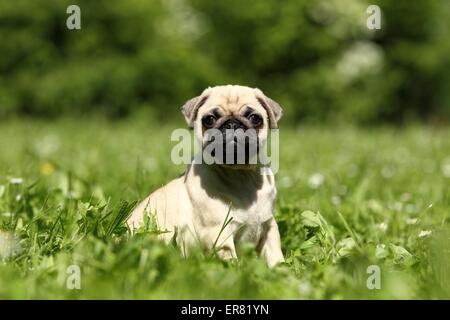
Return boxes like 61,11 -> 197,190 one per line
0,117 -> 449,299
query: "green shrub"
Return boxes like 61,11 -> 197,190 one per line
0,0 -> 449,123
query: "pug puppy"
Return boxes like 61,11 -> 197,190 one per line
127,85 -> 284,268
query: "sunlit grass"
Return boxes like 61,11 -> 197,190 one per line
0,118 -> 449,299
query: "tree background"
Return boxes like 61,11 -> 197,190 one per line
1,0 -> 449,125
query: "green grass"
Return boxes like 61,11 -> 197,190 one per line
0,117 -> 449,299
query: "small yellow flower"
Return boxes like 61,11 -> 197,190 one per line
40,162 -> 55,176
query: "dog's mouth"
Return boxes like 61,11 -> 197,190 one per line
204,130 -> 260,165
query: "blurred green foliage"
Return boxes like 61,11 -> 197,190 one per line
0,0 -> 449,123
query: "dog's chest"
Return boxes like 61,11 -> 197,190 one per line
227,186 -> 275,244
187,165 -> 276,244
230,190 -> 274,224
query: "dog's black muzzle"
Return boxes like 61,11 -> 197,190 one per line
206,120 -> 259,164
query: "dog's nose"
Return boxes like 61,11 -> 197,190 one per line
221,119 -> 244,131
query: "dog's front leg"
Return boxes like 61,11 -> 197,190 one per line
216,243 -> 237,261
202,226 -> 237,261
258,218 -> 285,268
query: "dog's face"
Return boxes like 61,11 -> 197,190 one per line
182,85 -> 282,166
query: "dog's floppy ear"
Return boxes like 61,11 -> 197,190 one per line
254,88 -> 283,129
181,89 -> 210,128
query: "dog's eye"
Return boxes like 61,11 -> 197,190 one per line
248,114 -> 262,126
202,115 -> 216,127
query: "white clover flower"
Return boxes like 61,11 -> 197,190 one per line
10,177 -> 23,185
331,196 -> 341,206
336,41 -> 383,83
279,176 -> 293,189
33,134 -> 60,158
308,173 -> 324,189
441,159 -> 450,178
368,199 -> 383,213
377,222 -> 388,231
418,230 -> 432,238
392,201 -> 403,212
298,280 -> 311,295
0,231 -> 22,260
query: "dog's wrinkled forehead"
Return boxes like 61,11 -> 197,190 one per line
202,86 -> 258,113
181,85 -> 283,128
